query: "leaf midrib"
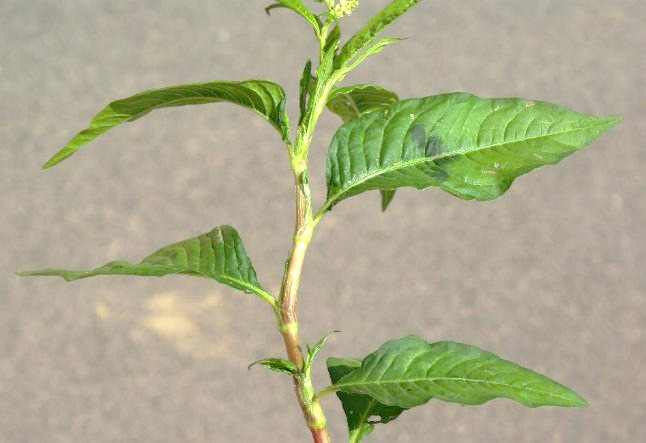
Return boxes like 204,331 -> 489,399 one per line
69,264 -> 268,299
325,119 -> 613,207
332,375 -> 574,403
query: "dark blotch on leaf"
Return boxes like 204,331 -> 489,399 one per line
434,154 -> 460,168
409,124 -> 427,150
425,135 -> 445,157
428,166 -> 449,182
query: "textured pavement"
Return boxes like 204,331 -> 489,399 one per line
1,1 -> 644,442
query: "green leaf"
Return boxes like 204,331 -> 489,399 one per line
327,84 -> 399,122
299,60 -> 314,124
342,37 -> 406,73
324,92 -> 620,209
265,0 -> 321,35
327,357 -> 407,443
249,357 -> 301,376
336,0 -> 422,68
380,189 -> 396,211
326,84 -> 400,211
43,80 -> 291,169
304,330 -> 340,374
17,225 -> 273,302
325,336 -> 588,409
324,24 -> 342,56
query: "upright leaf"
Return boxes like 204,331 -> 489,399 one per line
43,80 -> 290,168
325,336 -> 588,409
336,0 -> 423,67
324,24 -> 342,56
18,226 -> 272,301
327,357 -> 407,443
265,0 -> 321,35
324,93 -> 619,209
299,60 -> 314,124
327,84 -> 400,211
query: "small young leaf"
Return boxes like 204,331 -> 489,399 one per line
299,60 -> 314,124
324,93 -> 620,209
304,330 -> 340,373
336,0 -> 422,68
326,84 -> 400,211
265,0 -> 321,35
43,80 -> 290,168
342,37 -> 406,73
324,24 -> 342,57
326,336 -> 588,409
249,357 -> 301,376
17,225 -> 272,301
327,357 -> 407,443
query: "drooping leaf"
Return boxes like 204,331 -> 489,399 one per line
249,357 -> 301,376
325,336 -> 588,409
336,0 -> 422,68
17,225 -> 272,300
265,0 -> 321,35
43,80 -> 291,168
324,92 -> 620,209
327,357 -> 407,443
326,84 -> 400,211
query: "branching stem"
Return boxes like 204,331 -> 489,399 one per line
275,38 -> 341,443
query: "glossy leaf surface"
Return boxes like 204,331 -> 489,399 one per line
327,84 -> 400,211
43,80 -> 290,168
327,336 -> 588,409
327,84 -> 399,122
325,92 -> 619,208
18,226 -> 267,298
327,357 -> 406,443
337,0 -> 422,67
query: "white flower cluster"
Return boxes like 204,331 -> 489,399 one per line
323,0 -> 360,18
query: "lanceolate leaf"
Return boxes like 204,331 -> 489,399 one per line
265,0 -> 321,35
325,336 -> 588,409
324,93 -> 619,209
299,60 -> 314,124
249,357 -> 301,376
17,226 -> 272,302
43,80 -> 290,168
327,357 -> 407,443
336,0 -> 423,68
327,84 -> 400,211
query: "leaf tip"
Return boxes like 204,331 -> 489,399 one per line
567,391 -> 589,408
42,152 -> 65,170
41,159 -> 56,170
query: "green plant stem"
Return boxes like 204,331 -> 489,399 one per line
278,169 -> 330,442
273,21 -> 347,441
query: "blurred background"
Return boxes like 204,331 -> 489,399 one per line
1,1 -> 644,442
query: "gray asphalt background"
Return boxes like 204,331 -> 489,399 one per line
1,1 -> 644,442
